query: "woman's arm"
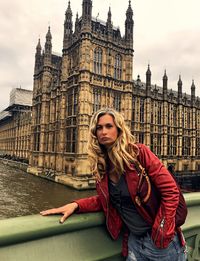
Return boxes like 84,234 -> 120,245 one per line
40,195 -> 103,223
40,202 -> 79,223
74,195 -> 103,213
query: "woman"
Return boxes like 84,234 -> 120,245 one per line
40,108 -> 187,260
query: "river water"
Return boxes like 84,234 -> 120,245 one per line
0,163 -> 95,219
1,162 -> 199,220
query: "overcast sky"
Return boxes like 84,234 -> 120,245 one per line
0,0 -> 200,111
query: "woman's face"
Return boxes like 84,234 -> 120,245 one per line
96,114 -> 118,148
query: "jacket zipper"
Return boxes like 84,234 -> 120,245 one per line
98,183 -> 115,239
154,217 -> 165,248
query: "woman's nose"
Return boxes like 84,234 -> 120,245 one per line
102,127 -> 107,135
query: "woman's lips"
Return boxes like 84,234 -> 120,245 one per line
100,137 -> 109,141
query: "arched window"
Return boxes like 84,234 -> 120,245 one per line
157,102 -> 162,125
94,48 -> 102,74
132,96 -> 136,123
66,127 -> 76,153
173,105 -> 177,127
140,98 -> 145,123
114,54 -> 122,79
113,91 -> 121,111
67,87 -> 78,116
93,88 -> 101,112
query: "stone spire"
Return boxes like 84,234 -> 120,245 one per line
126,1 -> 133,18
34,38 -> 42,72
125,0 -> 134,48
63,1 -> 73,49
106,7 -> 113,40
146,64 -> 151,96
191,79 -> 196,105
36,38 -> 42,54
45,26 -> 52,53
107,6 -> 112,24
177,75 -> 183,102
163,70 -> 168,99
44,26 -> 52,65
146,64 -> 151,86
137,74 -> 141,84
75,12 -> 79,34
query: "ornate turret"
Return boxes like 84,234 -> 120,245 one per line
44,26 -> 52,65
81,0 -> 92,32
63,1 -> 73,49
106,7 -> 113,40
125,0 -> 134,48
36,38 -> 42,54
163,70 -> 168,100
146,64 -> 151,86
191,80 -> 196,106
107,7 -> 112,23
75,12 -> 79,34
177,75 -> 183,103
34,38 -> 42,73
146,64 -> 151,96
136,74 -> 141,84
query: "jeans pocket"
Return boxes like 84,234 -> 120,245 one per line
146,232 -> 174,251
171,234 -> 186,255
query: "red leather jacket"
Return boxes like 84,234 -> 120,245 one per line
75,144 -> 185,256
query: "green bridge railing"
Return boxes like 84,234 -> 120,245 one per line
0,192 -> 199,261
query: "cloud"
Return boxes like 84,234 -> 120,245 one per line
0,0 -> 200,113
134,29 -> 200,96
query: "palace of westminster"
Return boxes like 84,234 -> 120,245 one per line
0,0 -> 200,189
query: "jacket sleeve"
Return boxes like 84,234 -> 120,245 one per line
138,144 -> 180,248
74,195 -> 103,213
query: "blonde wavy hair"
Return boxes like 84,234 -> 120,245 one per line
87,108 -> 139,180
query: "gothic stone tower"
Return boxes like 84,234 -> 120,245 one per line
29,26 -> 62,177
28,0 -> 134,189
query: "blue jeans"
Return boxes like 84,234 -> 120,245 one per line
127,232 -> 186,261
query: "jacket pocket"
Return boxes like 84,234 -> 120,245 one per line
152,216 -> 176,249
153,217 -> 165,248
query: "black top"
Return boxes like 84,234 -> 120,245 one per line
108,174 -> 151,236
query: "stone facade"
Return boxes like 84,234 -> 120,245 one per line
132,74 -> 200,174
0,88 -> 32,162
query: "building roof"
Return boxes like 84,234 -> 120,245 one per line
0,110 -> 12,121
92,17 -> 119,31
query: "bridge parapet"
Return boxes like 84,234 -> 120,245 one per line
181,193 -> 200,261
0,192 -> 199,261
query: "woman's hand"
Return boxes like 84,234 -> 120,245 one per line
40,202 -> 78,224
